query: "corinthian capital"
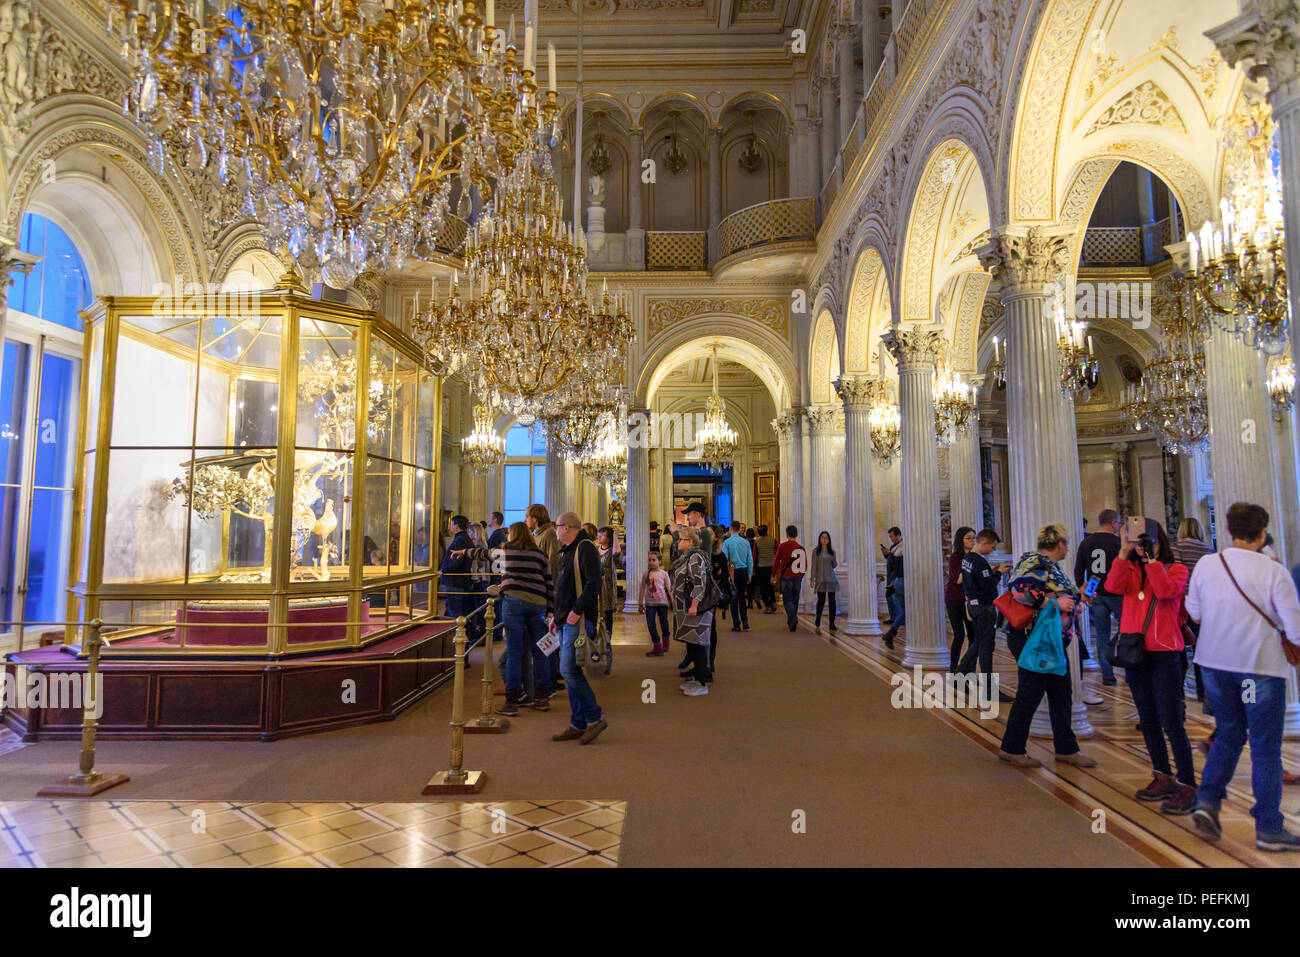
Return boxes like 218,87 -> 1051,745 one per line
806,404 -> 842,434
881,327 -> 943,369
835,374 -> 881,409
1207,1 -> 1300,102
976,225 -> 1074,295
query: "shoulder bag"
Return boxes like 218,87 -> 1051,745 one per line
1018,598 -> 1067,675
570,540 -> 611,678
1107,576 -> 1154,670
1220,553 -> 1300,666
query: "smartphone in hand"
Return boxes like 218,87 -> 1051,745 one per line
1084,576 -> 1100,598
1124,515 -> 1145,541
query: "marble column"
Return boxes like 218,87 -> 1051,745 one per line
838,36 -> 856,151
799,408 -> 814,610
977,226 -> 1082,562
1161,450 -> 1181,537
544,447 -> 567,517
819,84 -> 836,187
627,127 -> 646,264
883,328 -> 946,668
837,376 -> 881,635
623,417 -> 649,613
979,426 -> 995,530
807,404 -> 845,556
862,0 -> 882,84
773,412 -> 794,531
707,126 -> 723,264
947,418 -> 983,533
1204,324 -> 1283,516
1113,441 -> 1133,517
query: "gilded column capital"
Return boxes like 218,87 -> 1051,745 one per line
835,374 -> 881,409
881,327 -> 943,370
1207,2 -> 1300,104
772,408 -> 802,438
975,225 -> 1076,296
807,404 -> 843,434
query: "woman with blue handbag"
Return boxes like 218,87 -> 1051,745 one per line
997,523 -> 1098,769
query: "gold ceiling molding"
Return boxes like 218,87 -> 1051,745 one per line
1085,80 -> 1187,136
645,296 -> 788,339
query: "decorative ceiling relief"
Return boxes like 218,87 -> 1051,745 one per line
1085,80 -> 1187,136
646,297 -> 788,339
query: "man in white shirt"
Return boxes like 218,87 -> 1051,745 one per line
1186,501 -> 1300,852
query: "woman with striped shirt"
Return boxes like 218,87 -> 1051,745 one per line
456,522 -> 554,715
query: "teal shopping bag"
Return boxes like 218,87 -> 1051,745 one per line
1017,598 -> 1067,675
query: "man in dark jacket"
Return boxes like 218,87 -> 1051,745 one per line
548,512 -> 608,745
1074,508 -> 1122,685
440,515 -> 475,634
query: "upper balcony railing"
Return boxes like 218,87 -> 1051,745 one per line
646,231 -> 708,271
717,197 -> 817,262
1080,217 -> 1175,266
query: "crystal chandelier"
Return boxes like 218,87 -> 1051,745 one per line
1185,99 -> 1289,355
738,111 -> 763,175
1268,361 -> 1295,419
696,346 -> 740,472
932,360 -> 977,447
867,379 -> 901,467
989,335 -> 1007,390
414,147 -> 634,423
111,0 -> 557,288
577,420 -> 627,486
663,111 -> 688,175
542,382 -> 623,462
1119,273 -> 1209,454
1048,281 -> 1099,400
461,404 -> 506,475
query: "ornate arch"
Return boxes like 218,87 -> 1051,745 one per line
637,315 -> 797,411
844,245 -> 892,374
809,309 -> 841,406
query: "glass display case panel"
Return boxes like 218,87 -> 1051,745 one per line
111,324 -> 198,448
361,456 -> 396,575
78,448 -> 94,583
296,317 -> 361,451
416,370 -> 435,469
391,348 -> 420,466
234,379 -> 279,448
411,467 -> 433,568
103,448 -> 188,583
180,447 -> 277,582
368,337 -> 397,461
83,322 -> 104,452
289,450 -> 353,581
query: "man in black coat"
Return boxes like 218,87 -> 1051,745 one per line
548,512 -> 608,745
440,515 -> 475,633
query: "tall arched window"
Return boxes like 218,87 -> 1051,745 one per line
501,423 -> 546,525
11,213 -> 92,331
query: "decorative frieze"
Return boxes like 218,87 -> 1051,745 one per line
646,296 -> 787,339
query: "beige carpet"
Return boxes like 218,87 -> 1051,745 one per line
0,611 -> 1149,867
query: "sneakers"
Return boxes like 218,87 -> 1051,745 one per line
578,718 -> 608,745
998,750 -> 1041,768
529,693 -> 551,712
1161,783 -> 1197,816
552,726 -> 583,741
828,623 -> 836,633
1191,803 -> 1221,840
683,682 -> 709,696
1136,772 -> 1180,802
680,679 -> 702,692
495,697 -> 520,717
1055,752 -> 1098,768
1101,677 -> 1118,686
1256,830 -> 1300,852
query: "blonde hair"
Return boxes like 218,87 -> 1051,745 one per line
677,525 -> 700,547
1177,517 -> 1204,542
1036,523 -> 1068,551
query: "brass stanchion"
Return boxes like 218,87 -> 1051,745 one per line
465,597 -> 508,733
38,619 -> 130,797
423,616 -> 486,793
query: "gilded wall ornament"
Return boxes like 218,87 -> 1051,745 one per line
1085,81 -> 1187,136
645,297 -> 788,339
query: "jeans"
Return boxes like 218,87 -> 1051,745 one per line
559,621 -> 603,731
1126,650 -> 1195,786
815,591 -> 837,627
731,568 -> 750,628
886,584 -> 906,628
688,640 -> 712,683
780,576 -> 803,628
754,567 -> 775,610
645,605 -> 669,644
1089,594 -> 1123,682
1198,668 -> 1286,836
945,600 -> 968,671
1000,668 -> 1079,756
957,605 -> 997,686
501,596 -> 551,698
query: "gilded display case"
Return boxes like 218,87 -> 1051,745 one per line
66,288 -> 442,656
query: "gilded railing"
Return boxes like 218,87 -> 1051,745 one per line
646,231 -> 708,271
1082,220 -> 1174,265
862,62 -> 890,144
839,109 -> 863,174
717,197 -> 817,261
819,165 -> 840,223
895,0 -> 929,67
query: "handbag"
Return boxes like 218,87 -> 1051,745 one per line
1220,553 -> 1300,666
994,590 -> 1036,632
571,542 -> 612,679
1107,585 -> 1154,670
1018,598 -> 1067,675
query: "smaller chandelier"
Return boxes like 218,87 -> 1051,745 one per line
990,335 -> 1007,390
696,346 -> 740,472
867,380 -> 901,467
663,112 -> 689,176
461,405 -> 506,476
933,362 -> 977,447
1049,283 -> 1099,400
1268,362 -> 1296,419
738,111 -> 763,175
578,429 -> 628,486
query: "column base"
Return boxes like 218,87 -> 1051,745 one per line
1027,698 -> 1095,737
842,616 -> 882,636
1284,702 -> 1300,740
622,600 -> 639,614
901,644 -> 950,669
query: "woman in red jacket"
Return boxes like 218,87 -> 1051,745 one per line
1104,521 -> 1194,815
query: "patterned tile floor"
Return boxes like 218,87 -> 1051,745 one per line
815,613 -> 1300,868
0,800 -> 623,868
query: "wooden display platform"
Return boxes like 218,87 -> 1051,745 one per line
2,620 -> 457,742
